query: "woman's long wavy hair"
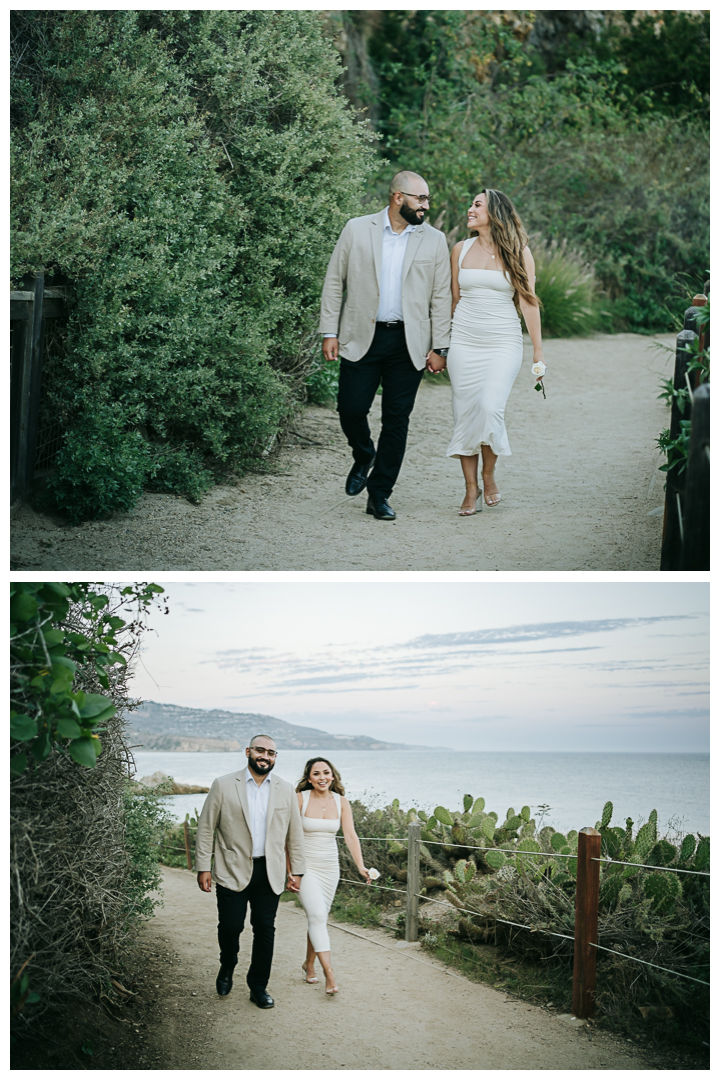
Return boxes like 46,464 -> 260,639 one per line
296,757 -> 345,796
473,189 -> 540,313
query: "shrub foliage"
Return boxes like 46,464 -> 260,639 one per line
10,11 -> 376,520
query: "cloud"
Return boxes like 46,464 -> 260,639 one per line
405,616 -> 695,650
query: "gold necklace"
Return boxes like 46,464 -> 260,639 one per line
313,788 -> 334,814
478,239 -> 496,260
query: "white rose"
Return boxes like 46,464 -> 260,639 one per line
367,867 -> 380,880
531,361 -> 546,377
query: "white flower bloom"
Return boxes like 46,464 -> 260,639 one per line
367,867 -> 380,880
531,361 -> 546,377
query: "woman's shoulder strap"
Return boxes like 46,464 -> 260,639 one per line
333,791 -> 342,814
459,236 -> 475,266
302,788 -> 311,808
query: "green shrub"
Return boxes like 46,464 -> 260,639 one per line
43,409 -> 149,524
532,239 -> 603,337
11,10 -> 377,520
305,356 -> 340,406
122,784 -> 176,921
146,447 -> 214,505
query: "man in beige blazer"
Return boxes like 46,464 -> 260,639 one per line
320,170 -> 452,520
195,735 -> 306,1009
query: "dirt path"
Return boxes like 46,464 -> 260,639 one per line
11,333 -> 673,571
137,866 -> 652,1071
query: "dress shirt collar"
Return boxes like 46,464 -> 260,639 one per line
383,206 -> 416,235
245,766 -> 271,787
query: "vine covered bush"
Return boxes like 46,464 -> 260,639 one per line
10,582 -> 168,1029
11,10 -> 376,521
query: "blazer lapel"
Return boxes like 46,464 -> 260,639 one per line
265,774 -> 278,831
370,210 -> 385,290
236,770 -> 251,833
402,225 -> 424,281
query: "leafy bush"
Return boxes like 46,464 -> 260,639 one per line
43,409 -> 150,524
532,239 -> 603,337
122,783 -> 176,920
146,447 -> 214,505
305,356 -> 340,406
11,10 -> 377,520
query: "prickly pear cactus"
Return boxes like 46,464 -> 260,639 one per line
679,834 -> 697,863
434,805 -> 453,827
481,817 -> 496,842
644,871 -> 683,913
634,821 -> 656,861
472,797 -> 485,814
648,839 -> 677,867
600,801 -> 613,828
550,832 -> 568,852
463,794 -> 473,812
485,849 -> 506,870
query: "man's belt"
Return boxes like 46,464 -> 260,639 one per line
376,319 -> 404,328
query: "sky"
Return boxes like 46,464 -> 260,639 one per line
127,581 -> 709,753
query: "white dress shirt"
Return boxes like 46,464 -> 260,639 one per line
323,207 -> 416,336
245,767 -> 271,857
376,206 -> 416,322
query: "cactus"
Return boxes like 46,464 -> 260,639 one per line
504,814 -> 524,832
485,849 -> 506,870
480,817 -> 496,842
550,832 -> 567,852
648,840 -> 677,867
418,810 -> 428,822
634,822 -> 656,861
451,823 -> 468,846
679,834 -> 697,863
434,805 -> 453,827
520,805 -> 531,822
644,871 -> 682,913
455,858 -> 476,884
472,797 -> 485,814
505,807 -> 516,821
487,811 -> 498,824
694,836 -> 710,871
600,800 -> 613,828
520,821 -> 536,839
467,811 -> 485,829
423,876 -> 445,890
463,794 -> 473,812
427,815 -> 437,830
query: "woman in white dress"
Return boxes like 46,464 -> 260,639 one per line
444,189 -> 546,514
289,758 -> 370,994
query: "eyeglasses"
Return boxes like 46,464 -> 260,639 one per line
399,192 -> 431,205
250,746 -> 277,758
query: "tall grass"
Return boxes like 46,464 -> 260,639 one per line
532,238 -> 605,337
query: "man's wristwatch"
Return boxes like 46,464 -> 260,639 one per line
433,348 -> 449,358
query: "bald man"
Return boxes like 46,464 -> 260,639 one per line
320,171 -> 451,520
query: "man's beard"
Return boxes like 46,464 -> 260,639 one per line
249,756 -> 275,776
400,201 -> 426,226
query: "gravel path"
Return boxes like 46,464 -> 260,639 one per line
141,866 -> 652,1070
10,333 -> 673,571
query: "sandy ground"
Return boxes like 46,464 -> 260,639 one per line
10,333 -> 673,572
137,866 -> 653,1071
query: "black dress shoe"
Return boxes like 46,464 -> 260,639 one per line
249,987 -> 275,1009
345,454 -> 375,497
366,494 -> 396,520
216,966 -> 235,996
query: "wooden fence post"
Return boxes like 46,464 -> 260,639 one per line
680,384 -> 710,571
572,827 -> 601,1019
405,821 -> 420,942
660,328 -> 698,570
183,819 -> 192,871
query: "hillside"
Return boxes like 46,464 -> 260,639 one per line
127,701 -> 433,752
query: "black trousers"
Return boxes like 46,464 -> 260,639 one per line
337,323 -> 424,500
215,858 -> 279,992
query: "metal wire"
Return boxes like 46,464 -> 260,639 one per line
338,876 -> 407,896
589,943 -> 710,986
592,857 -> 709,877
420,838 -> 576,858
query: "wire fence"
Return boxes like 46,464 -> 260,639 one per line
165,819 -> 710,1004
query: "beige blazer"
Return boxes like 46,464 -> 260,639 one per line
194,769 -> 306,894
319,209 -> 452,371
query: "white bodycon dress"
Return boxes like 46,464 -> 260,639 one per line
298,789 -> 341,953
446,237 -> 523,458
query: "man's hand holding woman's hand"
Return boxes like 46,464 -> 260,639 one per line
426,350 -> 447,374
286,873 -> 301,893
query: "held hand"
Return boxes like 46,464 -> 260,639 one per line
197,871 -> 212,893
426,351 -> 447,374
286,873 -> 301,893
360,867 -> 372,885
322,337 -> 339,362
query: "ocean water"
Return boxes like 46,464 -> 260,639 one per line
131,750 -> 710,838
